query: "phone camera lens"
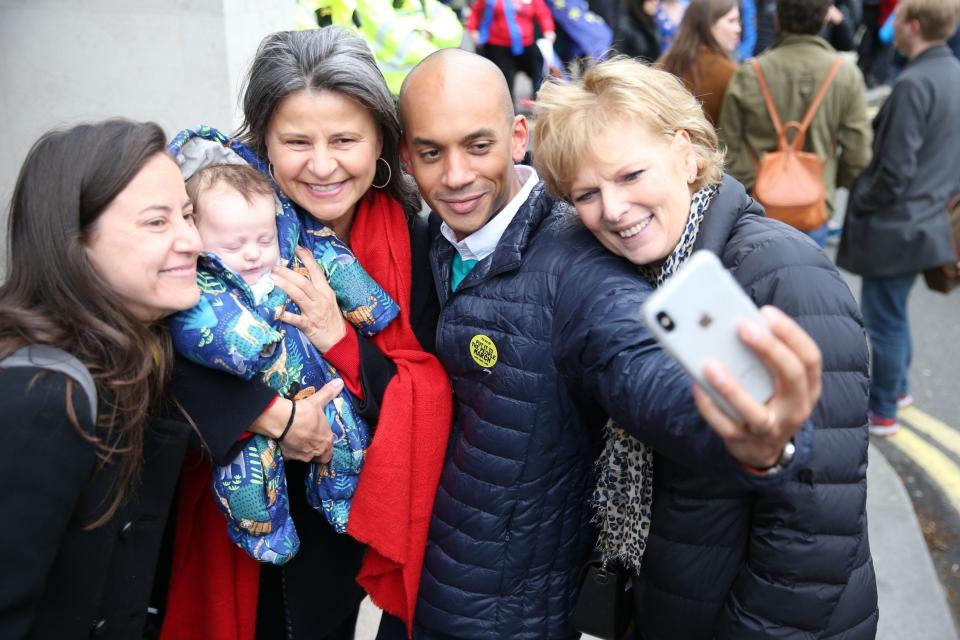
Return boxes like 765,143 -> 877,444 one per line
656,311 -> 675,332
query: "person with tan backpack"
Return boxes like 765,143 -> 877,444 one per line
718,0 -> 871,246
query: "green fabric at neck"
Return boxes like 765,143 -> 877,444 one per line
451,253 -> 478,292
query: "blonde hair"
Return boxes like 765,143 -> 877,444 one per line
531,57 -> 725,200
899,0 -> 960,42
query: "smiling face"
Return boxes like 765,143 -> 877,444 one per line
401,53 -> 529,240
711,5 -> 742,54
85,153 -> 202,322
195,185 -> 279,284
265,89 -> 383,241
569,121 -> 699,267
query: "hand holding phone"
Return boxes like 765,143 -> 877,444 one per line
640,250 -> 774,423
641,250 -> 823,470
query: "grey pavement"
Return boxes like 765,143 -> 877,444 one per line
353,444 -> 957,639
869,443 -> 958,639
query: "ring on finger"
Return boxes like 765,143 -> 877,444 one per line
762,407 -> 777,433
747,407 -> 777,435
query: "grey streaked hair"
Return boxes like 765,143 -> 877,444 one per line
235,26 -> 419,213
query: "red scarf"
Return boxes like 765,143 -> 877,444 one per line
347,190 -> 453,636
160,448 -> 260,640
161,190 -> 452,639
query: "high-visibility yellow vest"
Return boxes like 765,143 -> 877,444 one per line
297,0 -> 463,94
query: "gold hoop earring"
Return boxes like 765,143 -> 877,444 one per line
371,157 -> 392,189
268,163 -> 277,183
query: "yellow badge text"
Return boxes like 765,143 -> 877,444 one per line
469,334 -> 498,368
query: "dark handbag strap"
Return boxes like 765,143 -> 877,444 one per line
751,57 -> 844,151
1,345 -> 97,424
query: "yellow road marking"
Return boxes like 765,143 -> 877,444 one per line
899,406 -> 960,461
885,426 -> 960,515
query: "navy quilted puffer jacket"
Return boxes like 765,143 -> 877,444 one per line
415,182 -> 814,639
632,176 -> 879,639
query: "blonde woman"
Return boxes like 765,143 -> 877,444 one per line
532,58 -> 878,639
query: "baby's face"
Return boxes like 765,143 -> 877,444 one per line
195,185 -> 280,284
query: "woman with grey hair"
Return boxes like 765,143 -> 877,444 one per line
532,58 -> 878,638
163,26 -> 453,640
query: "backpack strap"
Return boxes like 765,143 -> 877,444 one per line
1,345 -> 97,425
750,58 -> 783,137
797,57 -> 844,136
751,57 -> 844,151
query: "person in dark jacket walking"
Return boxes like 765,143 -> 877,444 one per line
822,0 -> 857,51
0,120 -> 202,639
838,0 -> 960,436
534,57 -> 878,639
612,0 -> 662,62
384,48 -> 823,640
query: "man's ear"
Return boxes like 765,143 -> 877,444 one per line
909,17 -> 922,37
511,115 -> 530,164
400,142 -> 412,174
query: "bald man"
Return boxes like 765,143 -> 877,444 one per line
399,49 -> 526,246
382,50 -> 817,640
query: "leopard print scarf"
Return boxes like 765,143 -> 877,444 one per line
592,183 -> 719,572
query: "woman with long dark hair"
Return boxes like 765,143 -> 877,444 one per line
658,0 -> 741,125
0,120 -> 202,637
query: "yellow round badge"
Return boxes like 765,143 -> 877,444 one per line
469,334 -> 498,368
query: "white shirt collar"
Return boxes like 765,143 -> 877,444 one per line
439,165 -> 539,262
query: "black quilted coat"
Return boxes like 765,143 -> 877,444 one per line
414,182 -> 815,639
633,176 -> 879,639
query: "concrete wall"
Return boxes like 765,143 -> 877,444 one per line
0,0 -> 297,272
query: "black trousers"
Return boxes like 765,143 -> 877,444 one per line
255,461 -> 365,640
856,3 -> 894,87
376,611 -> 407,639
480,43 -> 544,100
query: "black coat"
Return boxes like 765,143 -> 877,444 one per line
634,176 -> 878,639
612,7 -> 661,63
838,45 -> 960,278
0,367 -> 190,640
415,183 -> 810,640
169,211 -> 440,640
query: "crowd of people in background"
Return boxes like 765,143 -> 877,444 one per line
2,0 -> 960,638
290,0 -> 959,118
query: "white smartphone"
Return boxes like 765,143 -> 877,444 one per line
640,250 -> 774,423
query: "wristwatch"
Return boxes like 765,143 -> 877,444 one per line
741,439 -> 796,476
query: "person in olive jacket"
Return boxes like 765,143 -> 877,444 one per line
838,0 -> 960,436
719,0 -> 872,246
